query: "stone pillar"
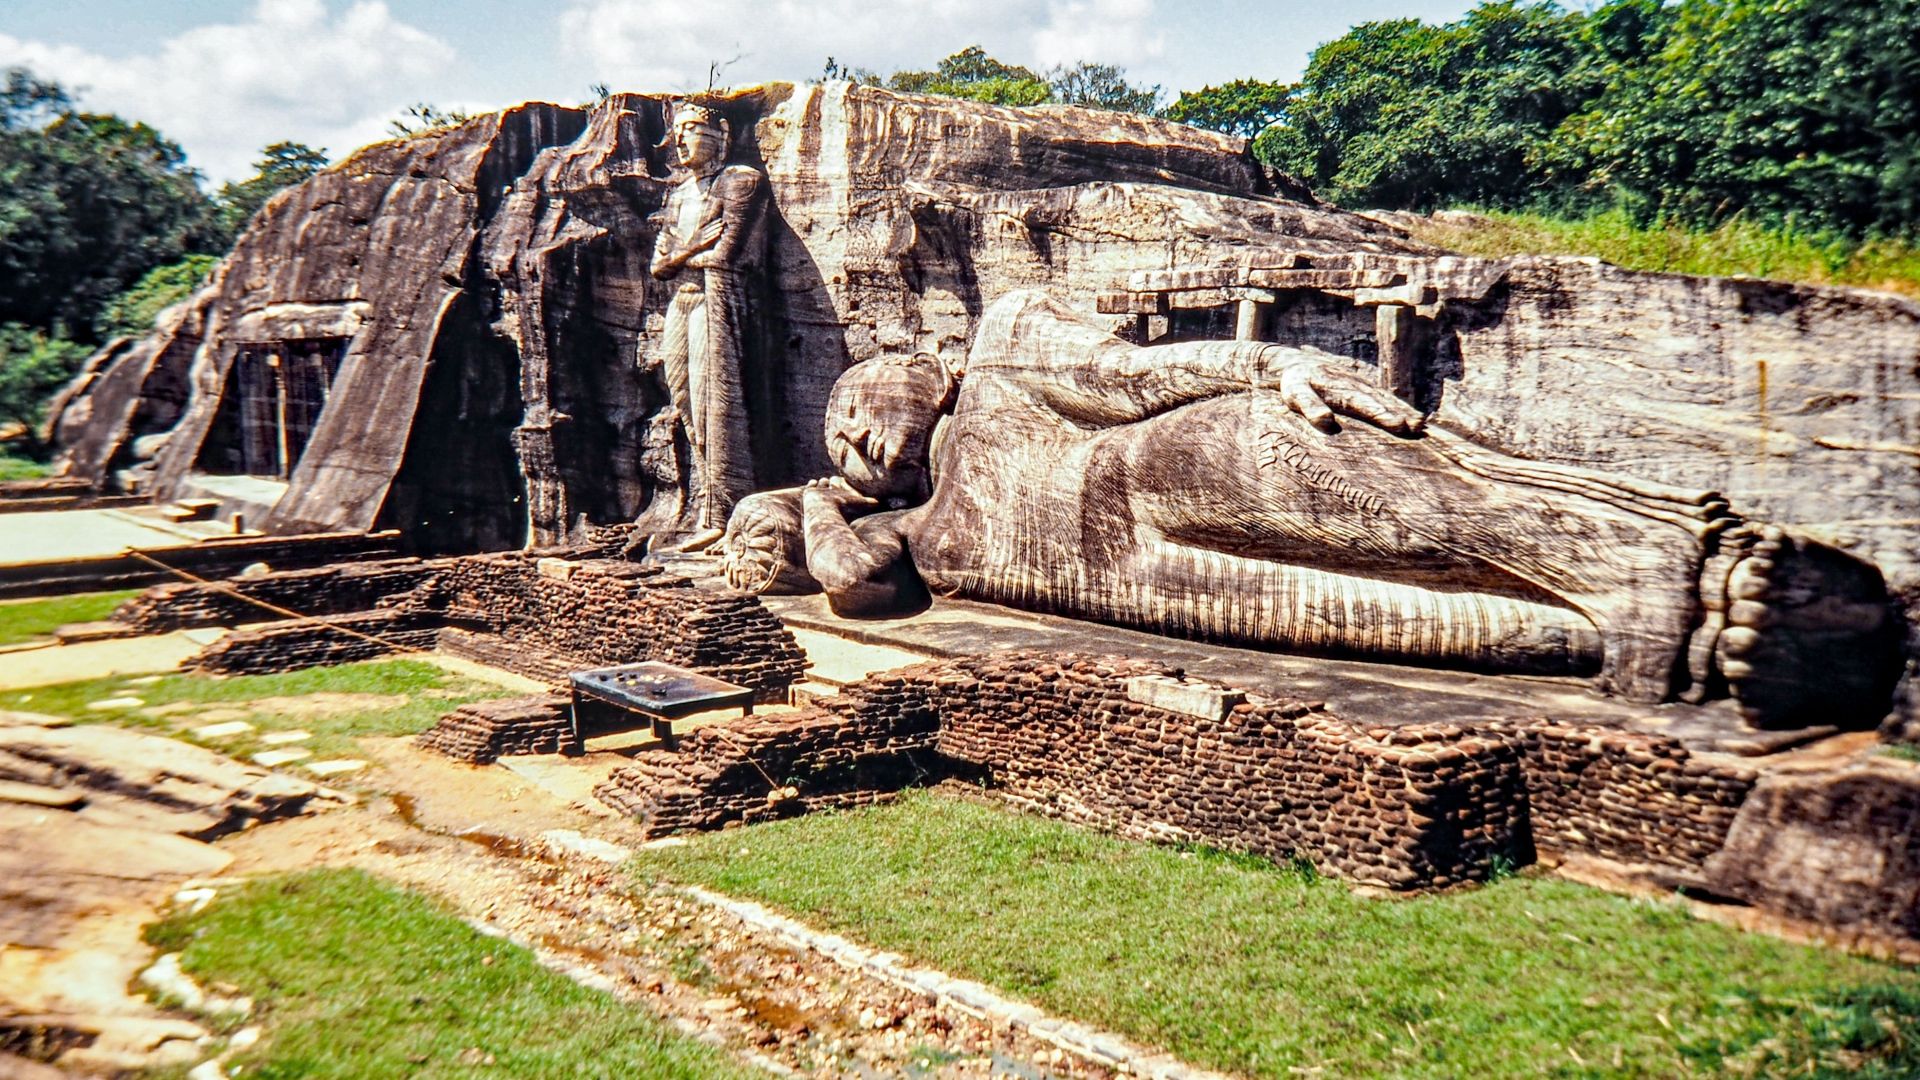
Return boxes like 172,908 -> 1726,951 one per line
1375,303 -> 1423,403
1234,296 -> 1269,341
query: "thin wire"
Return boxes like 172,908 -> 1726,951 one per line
122,545 -> 793,793
120,547 -> 431,656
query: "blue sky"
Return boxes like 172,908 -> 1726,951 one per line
2,0 -> 1481,182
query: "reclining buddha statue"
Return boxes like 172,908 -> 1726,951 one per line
721,290 -> 1902,729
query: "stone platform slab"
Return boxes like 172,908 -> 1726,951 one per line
760,593 -> 1829,757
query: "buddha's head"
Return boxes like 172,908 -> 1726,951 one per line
824,353 -> 953,504
669,102 -> 728,174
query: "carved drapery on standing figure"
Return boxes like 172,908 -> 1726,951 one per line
642,101 -> 769,544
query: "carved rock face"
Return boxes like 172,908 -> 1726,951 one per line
43,84 -> 1920,728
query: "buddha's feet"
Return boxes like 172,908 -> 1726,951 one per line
1714,526 -> 1903,728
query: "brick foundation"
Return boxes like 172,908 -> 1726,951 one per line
182,609 -> 441,675
1487,718 -> 1757,878
938,655 -> 1530,890
137,551 -> 808,702
423,552 -> 807,703
433,626 -> 579,686
594,671 -> 948,828
591,652 -> 1792,894
413,694 -> 576,764
111,557 -> 437,632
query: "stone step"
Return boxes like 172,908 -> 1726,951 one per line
53,620 -> 140,645
806,668 -> 860,689
786,627 -> 931,688
162,498 -> 221,522
788,680 -> 842,707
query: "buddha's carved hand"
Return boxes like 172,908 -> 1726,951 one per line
803,475 -> 879,516
1268,352 -> 1426,436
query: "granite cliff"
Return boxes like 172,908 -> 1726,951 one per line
47,82 -> 1920,725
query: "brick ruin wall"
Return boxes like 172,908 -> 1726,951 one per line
414,694 -> 577,764
594,652 -> 1768,892
131,554 -> 1772,899
120,551 -> 808,698
1483,719 -> 1758,878
422,553 -> 808,702
931,655 -> 1529,890
111,557 -> 438,632
433,626 -> 580,685
183,609 -> 442,676
594,668 -> 948,827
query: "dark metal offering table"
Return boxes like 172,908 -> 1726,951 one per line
568,661 -> 754,748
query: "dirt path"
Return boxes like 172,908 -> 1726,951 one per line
211,737 -> 1129,1079
0,630 -> 1192,1078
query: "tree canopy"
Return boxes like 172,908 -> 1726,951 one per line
388,102 -> 475,138
93,253 -> 221,342
0,322 -> 89,456
1255,0 -> 1920,238
0,69 -> 219,338
213,141 -> 329,242
1551,0 -> 1920,236
824,46 -> 1162,113
1163,79 -> 1292,140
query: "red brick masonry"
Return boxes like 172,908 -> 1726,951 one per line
593,652 -> 1763,893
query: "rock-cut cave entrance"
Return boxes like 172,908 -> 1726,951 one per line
201,339 -> 347,479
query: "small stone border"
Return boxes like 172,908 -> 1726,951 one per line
681,885 -> 1235,1080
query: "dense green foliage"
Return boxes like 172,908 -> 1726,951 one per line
1257,0 -> 1919,237
638,791 -> 1920,1078
1267,1 -> 1607,212
1163,79 -> 1292,139
147,869 -> 757,1079
841,12 -> 1919,241
0,321 -> 90,455
0,452 -> 51,480
1405,208 -> 1920,301
92,253 -> 220,341
0,70 -> 219,339
1556,0 -> 1920,237
0,68 -> 329,344
0,68 -> 332,459
825,46 -> 1162,113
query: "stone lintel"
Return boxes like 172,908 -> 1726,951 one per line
1124,674 -> 1246,722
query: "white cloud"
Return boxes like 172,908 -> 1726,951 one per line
1032,0 -> 1164,70
0,0 -> 456,182
554,0 -> 1161,93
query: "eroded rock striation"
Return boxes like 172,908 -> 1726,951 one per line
47,82 -> 1920,724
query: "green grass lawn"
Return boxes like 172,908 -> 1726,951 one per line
0,452 -> 53,481
0,658 -> 510,764
632,791 -> 1920,1079
0,589 -> 144,647
1405,208 -> 1920,302
145,868 -> 759,1079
